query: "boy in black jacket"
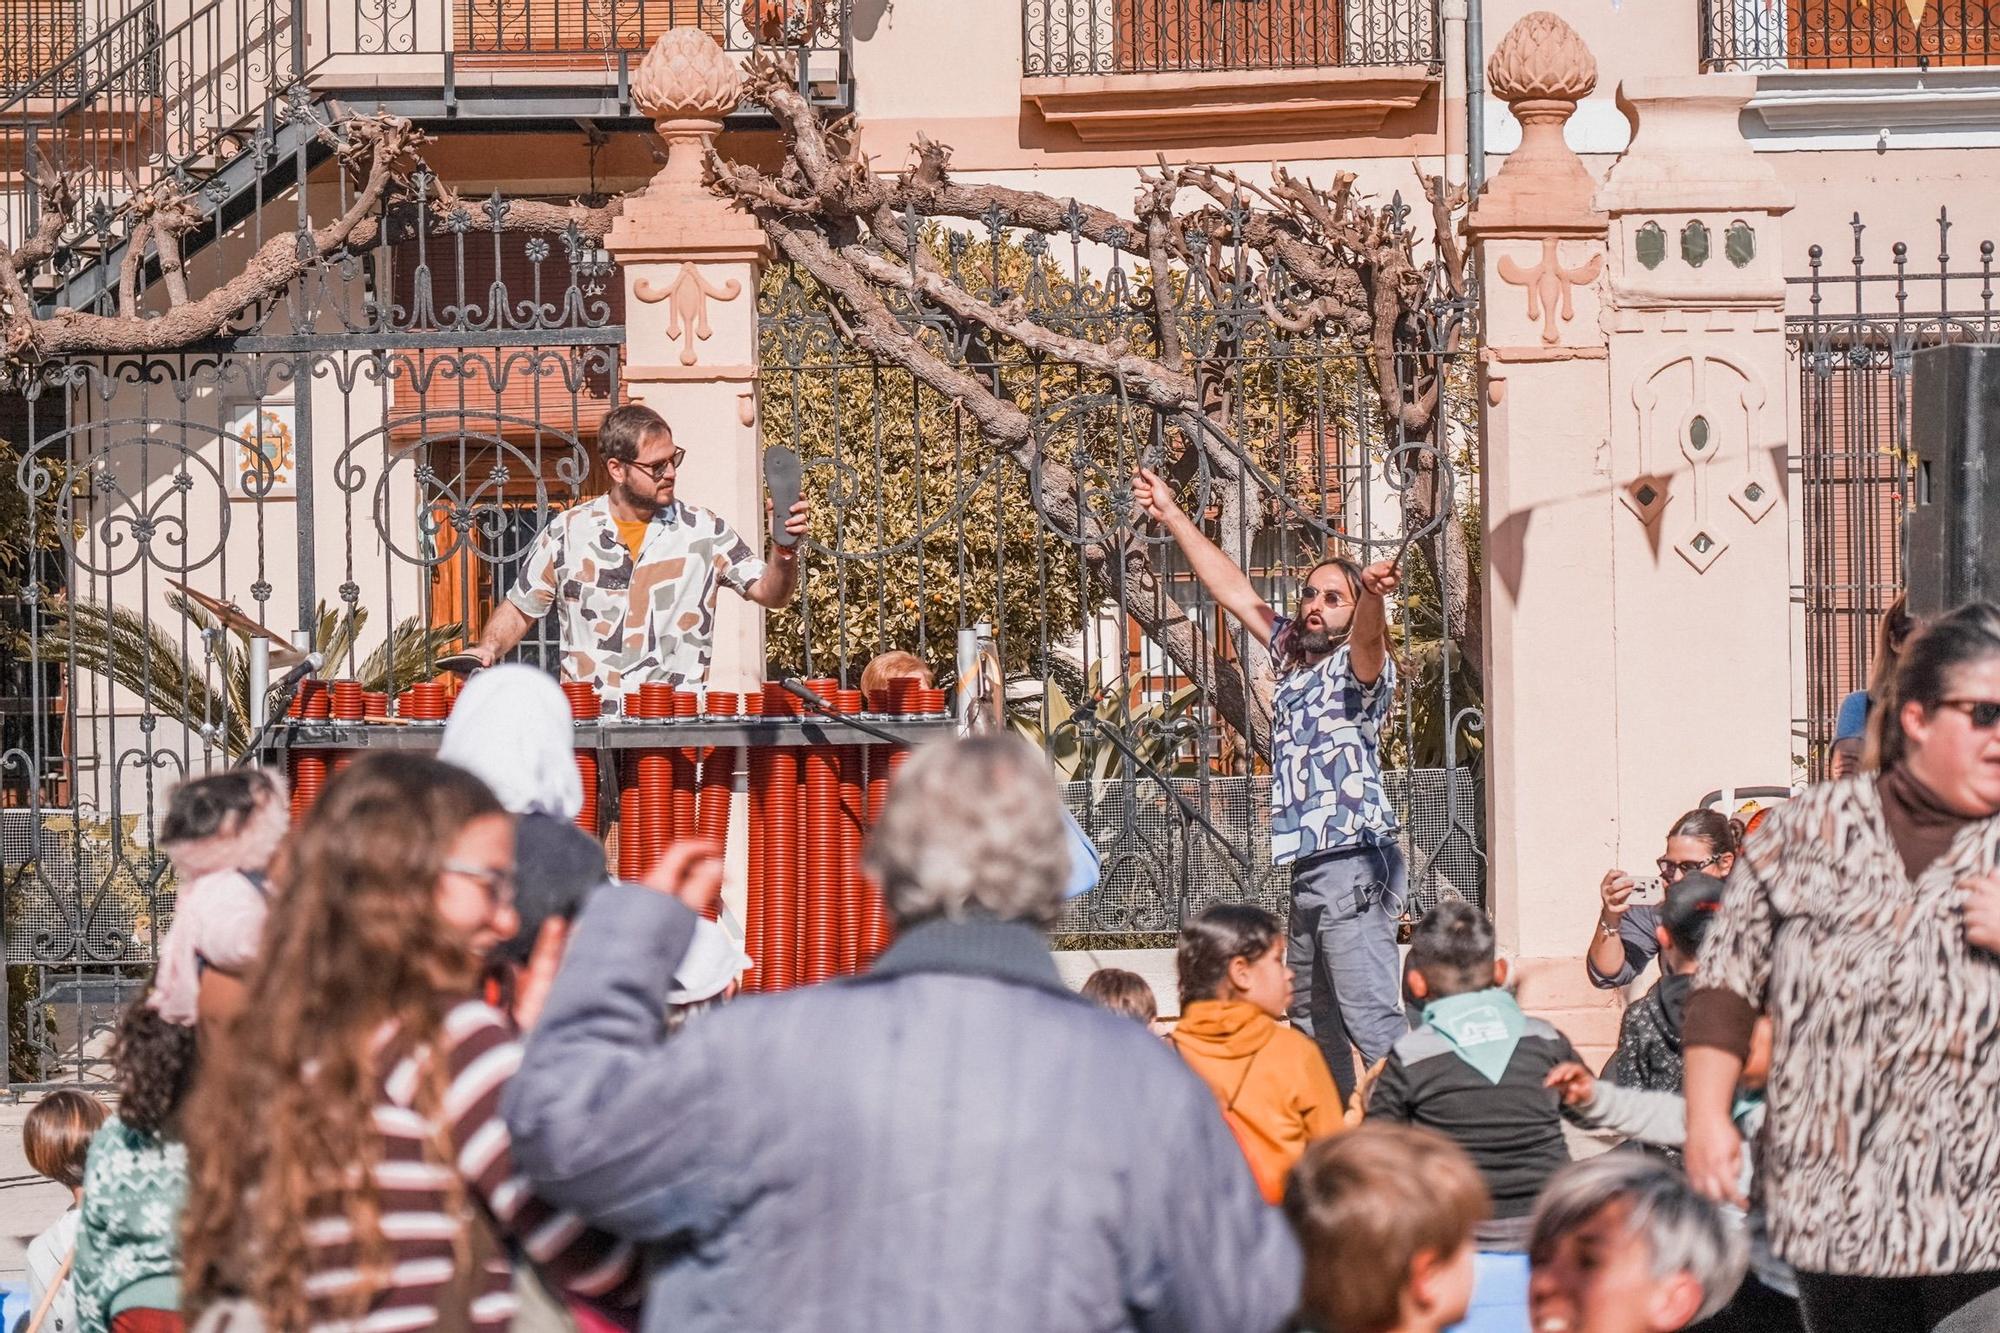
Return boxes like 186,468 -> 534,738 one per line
1367,897 -> 1583,1250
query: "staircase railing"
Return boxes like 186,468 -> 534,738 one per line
2,0 -> 297,305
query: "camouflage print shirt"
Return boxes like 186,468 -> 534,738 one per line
507,495 -> 766,706
1267,622 -> 1398,865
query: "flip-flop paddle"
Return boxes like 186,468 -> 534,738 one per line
764,445 -> 803,549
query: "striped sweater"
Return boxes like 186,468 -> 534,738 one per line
303,999 -> 637,1332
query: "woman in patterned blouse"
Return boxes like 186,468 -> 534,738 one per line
1684,602 -> 2000,1333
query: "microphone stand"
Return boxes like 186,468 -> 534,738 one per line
235,669 -> 315,770
1070,698 -> 1237,851
774,678 -> 910,746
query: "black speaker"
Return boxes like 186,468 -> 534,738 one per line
1907,343 -> 2000,619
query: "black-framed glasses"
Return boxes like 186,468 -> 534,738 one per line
619,448 -> 686,481
441,858 -> 517,904
1937,699 -> 2000,729
1657,854 -> 1723,881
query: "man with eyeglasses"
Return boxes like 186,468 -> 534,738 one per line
1132,466 -> 1403,1104
466,403 -> 810,705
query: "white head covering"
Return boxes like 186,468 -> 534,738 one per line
670,910 -> 755,1005
437,664 -> 583,820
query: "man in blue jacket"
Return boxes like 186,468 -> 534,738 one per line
505,734 -> 1301,1333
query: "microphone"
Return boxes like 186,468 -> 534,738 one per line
776,677 -> 832,712
275,652 -> 325,691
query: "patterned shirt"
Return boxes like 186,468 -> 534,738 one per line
1268,623 -> 1397,865
1696,775 -> 2000,1277
508,496 -> 766,707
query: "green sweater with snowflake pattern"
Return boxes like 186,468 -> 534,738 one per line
72,1116 -> 186,1332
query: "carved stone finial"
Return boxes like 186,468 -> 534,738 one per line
632,28 -> 742,129
1465,10 -> 1605,239
1487,11 -> 1597,108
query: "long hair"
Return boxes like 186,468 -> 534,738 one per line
1877,601 -> 2000,771
181,753 -> 504,1327
1270,557 -> 1364,676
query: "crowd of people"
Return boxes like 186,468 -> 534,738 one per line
13,422 -> 2000,1332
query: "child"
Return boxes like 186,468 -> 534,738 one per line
23,1090 -> 109,1333
1367,897 -> 1583,1249
74,998 -> 198,1332
1170,904 -> 1343,1203
1602,874 -> 1726,1100
1528,1153 -> 1746,1333
1286,1123 -> 1488,1333
152,768 -> 288,1046
1080,967 -> 1158,1027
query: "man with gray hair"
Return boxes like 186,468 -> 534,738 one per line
506,734 -> 1302,1333
1528,1153 -> 1747,1333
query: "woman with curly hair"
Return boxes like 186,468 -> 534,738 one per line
181,752 -> 636,1331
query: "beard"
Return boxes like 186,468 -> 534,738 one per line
1294,624 -> 1338,656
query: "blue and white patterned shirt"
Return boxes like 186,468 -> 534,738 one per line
1268,622 -> 1399,865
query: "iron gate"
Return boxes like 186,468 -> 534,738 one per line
756,215 -> 1486,939
1,164 -> 623,1085
1787,207 -> 1995,775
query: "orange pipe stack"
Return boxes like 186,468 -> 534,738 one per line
646,684 -> 682,868
561,682 -> 601,837
670,688 -> 699,876
329,680 -> 365,775
759,682 -> 800,992
288,681 -> 332,820
743,691 -> 768,989
833,688 -> 866,974
800,677 -> 842,986
695,691 -> 739,921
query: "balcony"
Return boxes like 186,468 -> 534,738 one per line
1702,0 -> 2000,71
1021,0 -> 1440,144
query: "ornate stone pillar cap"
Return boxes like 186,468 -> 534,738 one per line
1466,10 -> 1607,239
1595,76 -> 1795,217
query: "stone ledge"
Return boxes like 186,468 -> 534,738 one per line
1022,65 -> 1435,145
1746,66 -> 2000,134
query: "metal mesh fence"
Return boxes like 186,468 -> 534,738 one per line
1057,767 -> 1480,934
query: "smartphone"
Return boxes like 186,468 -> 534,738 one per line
1626,875 -> 1667,908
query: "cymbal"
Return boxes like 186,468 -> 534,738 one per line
168,580 -> 305,667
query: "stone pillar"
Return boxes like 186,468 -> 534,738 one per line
1594,76 -> 1795,862
610,28 -> 771,698
609,29 -> 771,917
1468,15 -> 1795,1059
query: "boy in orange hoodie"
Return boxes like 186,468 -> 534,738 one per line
1171,904 -> 1344,1202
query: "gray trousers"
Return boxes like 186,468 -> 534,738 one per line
1286,841 -> 1408,1102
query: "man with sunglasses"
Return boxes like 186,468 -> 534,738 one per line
1132,466 -> 1403,1102
466,404 -> 810,706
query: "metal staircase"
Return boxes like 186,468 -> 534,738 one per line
1,0 -> 853,320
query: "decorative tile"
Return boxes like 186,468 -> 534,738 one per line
1621,474 -> 1670,526
1677,529 -> 1727,573
1732,476 -> 1777,523
1682,220 -> 1710,268
1725,220 -> 1756,268
1635,221 -> 1666,271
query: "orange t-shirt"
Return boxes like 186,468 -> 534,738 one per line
614,518 -> 648,563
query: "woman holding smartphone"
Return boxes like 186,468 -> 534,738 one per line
1585,809 -> 1742,989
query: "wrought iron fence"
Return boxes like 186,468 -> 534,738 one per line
1702,0 -> 2000,71
1787,207 -> 1998,774
1023,0 -> 1439,77
758,210 -> 1485,938
0,162 -> 624,1085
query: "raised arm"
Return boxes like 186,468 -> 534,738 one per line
743,497 -> 810,609
1347,561 -> 1398,686
1131,468 -> 1277,647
